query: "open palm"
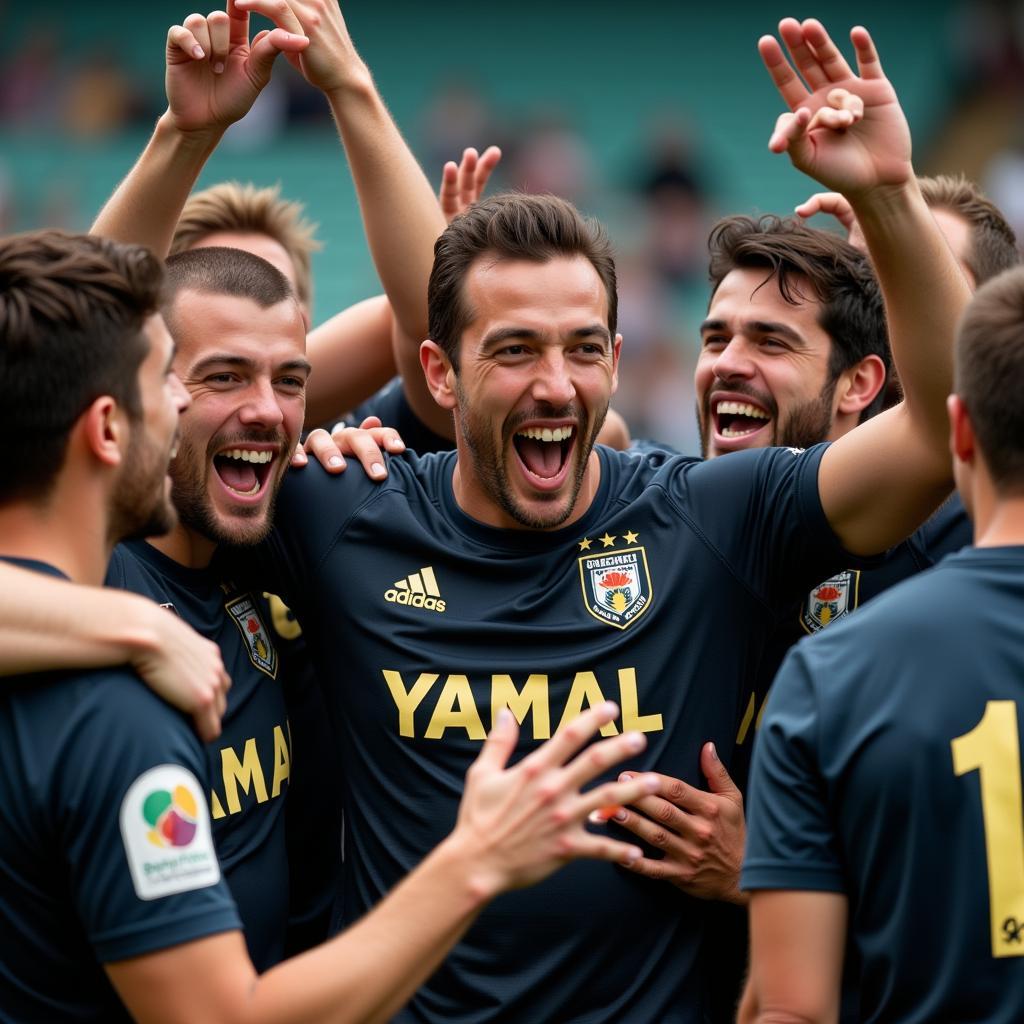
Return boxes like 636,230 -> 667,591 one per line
759,19 -> 912,199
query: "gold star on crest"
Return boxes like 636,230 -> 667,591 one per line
578,537 -> 593,551
623,531 -> 639,544
600,533 -> 617,548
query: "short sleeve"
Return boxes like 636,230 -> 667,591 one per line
55,675 -> 240,961
668,444 -> 873,610
741,647 -> 845,893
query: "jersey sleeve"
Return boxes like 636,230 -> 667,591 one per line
741,646 -> 845,893
56,675 -> 240,962
668,443 -> 868,611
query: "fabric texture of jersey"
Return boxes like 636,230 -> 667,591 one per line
0,559 -> 239,1022
249,442 -> 859,1024
108,540 -> 292,970
743,546 -> 1024,1023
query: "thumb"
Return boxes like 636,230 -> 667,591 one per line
701,741 -> 740,798
247,27 -> 309,85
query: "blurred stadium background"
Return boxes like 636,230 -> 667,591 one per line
2,0 -> 1020,451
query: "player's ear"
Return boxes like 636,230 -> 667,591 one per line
948,393 -> 975,465
78,395 -> 127,468
421,340 -> 458,411
835,354 -> 886,416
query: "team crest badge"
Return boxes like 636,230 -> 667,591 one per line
800,570 -> 860,634
579,546 -> 653,630
225,594 -> 278,678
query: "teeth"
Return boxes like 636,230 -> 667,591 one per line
516,426 -> 574,442
721,425 -> 762,438
716,401 -> 768,421
220,449 -> 274,464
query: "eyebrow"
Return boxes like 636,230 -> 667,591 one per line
480,323 -> 612,350
189,353 -> 313,376
699,318 -> 807,346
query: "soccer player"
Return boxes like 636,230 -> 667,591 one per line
0,15 -> 973,1022
0,229 -> 659,1021
739,262 -> 1024,1023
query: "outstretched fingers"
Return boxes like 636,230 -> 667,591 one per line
799,18 -> 855,82
517,701 -> 621,776
851,25 -> 885,80
778,17 -> 829,92
758,33 -> 808,111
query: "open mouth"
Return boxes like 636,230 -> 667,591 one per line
714,400 -> 770,440
212,447 -> 277,498
512,425 -> 576,486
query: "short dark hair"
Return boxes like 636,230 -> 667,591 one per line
428,193 -> 617,369
708,215 -> 889,422
0,230 -> 161,504
163,245 -> 295,322
955,266 -> 1024,493
919,174 -> 1019,286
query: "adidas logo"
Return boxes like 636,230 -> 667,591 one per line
384,566 -> 446,613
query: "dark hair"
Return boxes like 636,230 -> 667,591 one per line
163,245 -> 295,321
955,266 -> 1024,492
708,215 -> 889,421
919,174 -> 1019,286
0,230 -> 161,504
428,193 -> 617,369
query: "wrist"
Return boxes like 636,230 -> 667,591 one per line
155,109 -> 225,156
320,63 -> 376,106
846,177 -> 922,228
430,828 -> 506,909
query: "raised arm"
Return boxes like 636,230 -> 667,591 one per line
92,3 -> 307,254
760,19 -> 971,555
0,562 -> 229,741
107,703 -> 662,1024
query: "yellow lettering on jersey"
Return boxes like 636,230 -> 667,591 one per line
736,692 -> 757,746
492,674 -> 551,739
618,667 -> 663,733
558,672 -> 618,736
271,724 -> 291,797
221,738 -> 269,814
265,592 -> 302,640
210,789 -> 226,820
426,675 -> 486,740
383,670 -> 439,737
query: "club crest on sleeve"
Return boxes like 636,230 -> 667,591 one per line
225,595 -> 278,678
800,570 -> 860,634
578,545 -> 653,630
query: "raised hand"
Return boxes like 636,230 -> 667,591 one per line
439,146 -> 503,223
795,190 -> 857,234
291,415 -> 405,477
234,0 -> 366,94
165,1 -> 309,134
759,19 -> 912,200
455,702 -> 662,895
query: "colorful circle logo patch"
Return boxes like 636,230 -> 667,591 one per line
142,784 -> 198,848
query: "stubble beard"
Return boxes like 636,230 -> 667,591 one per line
455,385 -> 606,530
109,426 -> 179,544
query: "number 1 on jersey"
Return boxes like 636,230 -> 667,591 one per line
952,700 -> 1024,958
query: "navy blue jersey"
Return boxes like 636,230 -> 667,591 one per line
743,546 -> 1024,1023
733,494 -> 972,785
107,541 -> 291,970
349,376 -> 453,455
246,442 -> 857,1023
0,560 -> 238,1021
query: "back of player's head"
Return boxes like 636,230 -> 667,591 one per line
171,182 -> 320,310
0,230 -> 162,504
708,214 -> 890,421
428,192 -> 618,369
162,246 -> 296,334
919,174 -> 1018,286
955,265 -> 1024,493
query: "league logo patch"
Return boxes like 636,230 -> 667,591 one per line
800,570 -> 860,634
579,546 -> 653,630
225,595 -> 278,678
119,764 -> 220,900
